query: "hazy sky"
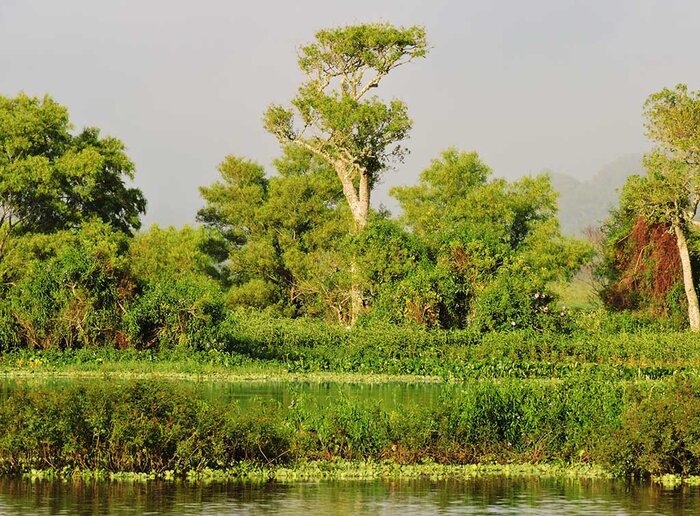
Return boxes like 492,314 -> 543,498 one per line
2,0 -> 699,226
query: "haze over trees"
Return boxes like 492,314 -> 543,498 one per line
551,154 -> 642,236
1,23 -> 700,350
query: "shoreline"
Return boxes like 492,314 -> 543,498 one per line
17,461 -> 615,483
14,460 -> 700,487
0,365 -> 443,385
2,348 -> 698,384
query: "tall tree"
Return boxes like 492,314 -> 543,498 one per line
0,93 -> 146,261
263,23 -> 428,323
636,84 -> 700,331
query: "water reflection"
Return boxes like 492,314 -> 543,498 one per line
0,477 -> 698,515
0,377 -> 447,411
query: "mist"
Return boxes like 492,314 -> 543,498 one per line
2,0 -> 699,227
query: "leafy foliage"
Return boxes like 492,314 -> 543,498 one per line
2,375 -> 699,477
389,148 -> 591,329
5,221 -> 132,349
264,23 -> 428,190
198,147 -> 352,320
599,84 -> 700,327
0,94 -> 145,250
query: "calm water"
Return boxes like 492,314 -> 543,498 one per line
0,377 -> 447,410
0,477 -> 698,515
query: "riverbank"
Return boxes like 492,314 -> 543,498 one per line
1,376 -> 699,481
3,335 -> 700,383
18,461 -> 700,487
19,460 -> 615,482
0,348 -> 442,384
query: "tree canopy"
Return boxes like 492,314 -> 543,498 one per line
198,146 -> 353,319
0,93 -> 146,262
263,23 -> 428,231
601,84 -> 700,330
389,149 -> 591,329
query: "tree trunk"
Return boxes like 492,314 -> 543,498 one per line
334,167 -> 372,325
673,222 -> 700,331
347,172 -> 371,325
355,170 -> 370,230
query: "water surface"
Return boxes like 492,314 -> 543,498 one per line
0,477 -> 698,515
0,377 -> 447,410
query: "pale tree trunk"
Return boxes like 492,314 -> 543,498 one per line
349,261 -> 363,325
355,170 -> 370,230
336,166 -> 371,325
673,221 -> 700,332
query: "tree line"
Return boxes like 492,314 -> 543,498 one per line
1,23 -> 699,350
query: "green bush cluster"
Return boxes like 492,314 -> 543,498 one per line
0,222 -> 227,351
0,382 -> 290,474
605,375 -> 700,476
3,285 -> 697,379
0,376 -> 698,477
123,278 -> 226,350
222,311 -> 700,379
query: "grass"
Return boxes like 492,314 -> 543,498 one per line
0,348 -> 442,384
551,274 -> 601,311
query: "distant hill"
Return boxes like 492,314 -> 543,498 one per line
551,154 -> 643,236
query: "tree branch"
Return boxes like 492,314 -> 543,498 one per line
354,72 -> 386,100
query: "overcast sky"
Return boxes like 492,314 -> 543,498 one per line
2,0 -> 699,226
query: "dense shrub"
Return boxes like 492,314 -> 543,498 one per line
470,264 -> 568,332
218,311 -> 700,379
0,304 -> 20,351
0,222 -> 229,351
605,375 -> 700,476
0,382 -> 291,474
0,376 -> 697,477
5,222 -> 131,349
123,278 -> 226,350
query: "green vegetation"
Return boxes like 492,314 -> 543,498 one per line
20,461 -> 613,483
0,377 -> 699,480
264,24 -> 428,324
1,29 -> 697,344
0,93 -> 145,261
2,23 -> 700,486
599,84 -> 700,330
4,314 -> 700,382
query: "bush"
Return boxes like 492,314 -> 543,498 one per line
470,264 -> 570,333
0,375 -> 696,477
0,382 -> 291,474
5,222 -> 131,349
0,303 -> 20,351
124,278 -> 226,350
604,375 -> 700,476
